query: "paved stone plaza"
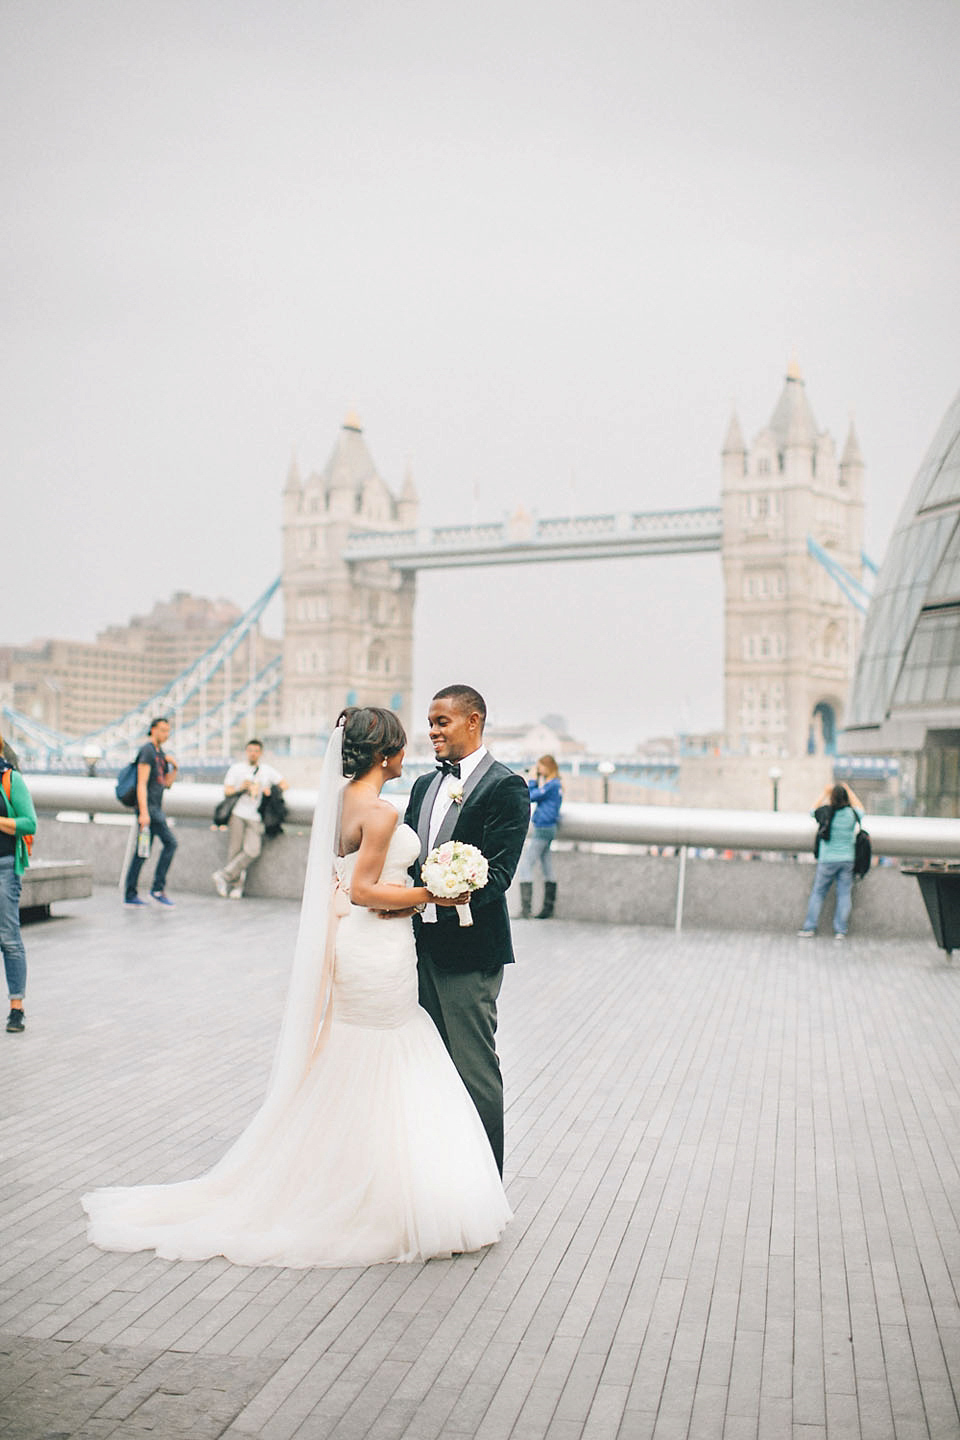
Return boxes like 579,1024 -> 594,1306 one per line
1,889 -> 959,1439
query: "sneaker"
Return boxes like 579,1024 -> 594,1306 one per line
834,932 -> 846,941
6,1009 -> 24,1033
150,891 -> 175,907
229,887 -> 243,900
797,929 -> 815,937
212,871 -> 229,898
124,896 -> 149,907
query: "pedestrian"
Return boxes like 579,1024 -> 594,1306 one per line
517,754 -> 563,918
123,717 -> 178,907
0,731 -> 37,1032
798,781 -> 865,940
213,739 -> 288,899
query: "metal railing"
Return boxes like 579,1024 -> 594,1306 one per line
25,776 -> 960,859
24,776 -> 960,934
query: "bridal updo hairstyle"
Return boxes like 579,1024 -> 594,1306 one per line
338,707 -> 407,778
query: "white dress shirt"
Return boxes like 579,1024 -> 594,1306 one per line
422,745 -> 488,923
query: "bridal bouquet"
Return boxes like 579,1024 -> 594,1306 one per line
422,840 -> 489,927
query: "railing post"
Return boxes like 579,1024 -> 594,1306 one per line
675,845 -> 688,932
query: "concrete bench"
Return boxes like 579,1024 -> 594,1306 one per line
20,858 -> 93,918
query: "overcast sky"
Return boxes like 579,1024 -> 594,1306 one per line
2,0 -> 958,750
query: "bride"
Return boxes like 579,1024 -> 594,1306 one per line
83,707 -> 511,1267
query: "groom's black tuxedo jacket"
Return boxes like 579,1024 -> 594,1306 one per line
404,756 -> 530,976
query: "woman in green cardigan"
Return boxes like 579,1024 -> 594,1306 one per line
0,737 -> 37,1033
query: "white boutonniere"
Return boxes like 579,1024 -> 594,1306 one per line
447,777 -> 464,806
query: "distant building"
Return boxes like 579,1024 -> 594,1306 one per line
844,386 -> 960,815
474,718 -> 585,765
721,361 -> 865,759
279,412 -> 417,753
5,592 -> 279,743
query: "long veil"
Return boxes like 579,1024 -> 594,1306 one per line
85,725 -> 346,1213
201,723 -> 347,1182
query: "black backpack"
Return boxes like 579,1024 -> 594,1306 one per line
854,821 -> 872,879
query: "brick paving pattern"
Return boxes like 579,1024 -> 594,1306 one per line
1,889 -> 959,1438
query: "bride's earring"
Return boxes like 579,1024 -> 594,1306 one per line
382,758 -> 388,768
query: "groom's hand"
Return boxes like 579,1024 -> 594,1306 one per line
376,906 -> 418,920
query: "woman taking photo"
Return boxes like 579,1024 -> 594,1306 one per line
798,780 -> 865,940
518,754 -> 562,919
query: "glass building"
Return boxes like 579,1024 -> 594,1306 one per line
844,387 -> 960,815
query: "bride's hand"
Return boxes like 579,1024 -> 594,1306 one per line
429,892 -> 471,908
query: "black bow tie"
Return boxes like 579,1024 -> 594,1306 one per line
436,761 -> 461,778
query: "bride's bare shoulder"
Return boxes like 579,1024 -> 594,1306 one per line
339,784 -> 397,854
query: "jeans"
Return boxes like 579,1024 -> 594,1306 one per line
517,826 -> 556,883
803,860 -> 854,935
125,810 -> 177,899
0,856 -> 26,1000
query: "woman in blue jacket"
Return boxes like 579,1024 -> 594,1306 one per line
518,755 -> 563,919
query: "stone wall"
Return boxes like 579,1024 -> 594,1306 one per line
35,818 -> 935,943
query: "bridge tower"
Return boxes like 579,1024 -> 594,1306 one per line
280,413 -> 417,752
721,361 -> 865,758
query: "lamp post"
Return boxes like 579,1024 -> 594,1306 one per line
82,744 -> 103,779
768,765 -> 782,812
82,744 -> 103,822
597,760 -> 615,804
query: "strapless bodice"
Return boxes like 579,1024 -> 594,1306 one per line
333,822 -> 421,1028
335,821 -> 420,893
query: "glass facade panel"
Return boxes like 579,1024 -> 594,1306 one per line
925,666 -> 950,702
847,507 -> 957,725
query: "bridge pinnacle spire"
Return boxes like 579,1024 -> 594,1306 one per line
769,356 -> 817,448
285,452 -> 302,492
401,461 -> 418,501
841,418 -> 864,469
722,408 -> 746,455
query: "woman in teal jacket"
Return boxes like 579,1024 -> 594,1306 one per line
798,781 -> 864,940
0,742 -> 37,1032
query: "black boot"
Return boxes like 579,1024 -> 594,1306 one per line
519,882 -> 533,919
536,881 -> 557,919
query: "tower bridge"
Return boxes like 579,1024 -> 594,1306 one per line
283,365 -> 866,760
5,365 -> 867,768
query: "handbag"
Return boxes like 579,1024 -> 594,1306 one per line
213,791 -> 242,827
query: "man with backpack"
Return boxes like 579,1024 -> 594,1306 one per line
123,717 -> 178,908
0,729 -> 37,1031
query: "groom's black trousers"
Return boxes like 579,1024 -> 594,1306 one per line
417,955 -> 505,1176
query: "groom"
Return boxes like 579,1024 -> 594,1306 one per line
404,685 -> 529,1175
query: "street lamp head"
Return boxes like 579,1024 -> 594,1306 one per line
597,760 -> 616,776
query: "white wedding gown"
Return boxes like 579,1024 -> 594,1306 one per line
82,824 -> 511,1267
